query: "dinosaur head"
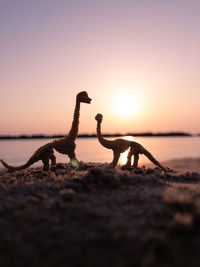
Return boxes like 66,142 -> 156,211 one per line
77,91 -> 92,104
95,113 -> 103,123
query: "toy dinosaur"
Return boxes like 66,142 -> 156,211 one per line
95,113 -> 166,170
0,91 -> 92,171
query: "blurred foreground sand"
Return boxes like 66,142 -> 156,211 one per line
0,162 -> 200,266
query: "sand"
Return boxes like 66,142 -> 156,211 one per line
0,160 -> 200,267
164,157 -> 200,173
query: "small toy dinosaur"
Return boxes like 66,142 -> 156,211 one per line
95,113 -> 166,170
0,91 -> 92,171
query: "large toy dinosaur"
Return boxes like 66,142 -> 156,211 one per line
0,91 -> 92,171
95,113 -> 166,170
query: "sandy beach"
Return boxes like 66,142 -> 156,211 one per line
0,159 -> 200,267
164,157 -> 200,173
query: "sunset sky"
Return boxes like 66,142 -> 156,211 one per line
1,0 -> 200,135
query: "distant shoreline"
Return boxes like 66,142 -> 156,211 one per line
0,132 -> 196,139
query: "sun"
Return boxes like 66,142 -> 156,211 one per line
113,92 -> 140,117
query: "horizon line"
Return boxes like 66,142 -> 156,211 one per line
0,131 -> 198,139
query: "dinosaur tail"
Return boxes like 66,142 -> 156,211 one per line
141,147 -> 166,171
0,152 -> 39,171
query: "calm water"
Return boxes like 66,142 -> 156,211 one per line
0,136 -> 200,168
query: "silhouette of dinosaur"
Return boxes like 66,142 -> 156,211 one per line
95,113 -> 166,170
0,91 -> 92,171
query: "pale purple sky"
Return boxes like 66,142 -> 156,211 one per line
1,0 -> 200,135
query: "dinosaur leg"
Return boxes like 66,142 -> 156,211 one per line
132,153 -> 139,169
111,151 -> 120,167
40,153 -> 50,171
50,153 -> 56,170
121,150 -> 133,169
68,151 -> 79,168
41,158 -> 50,171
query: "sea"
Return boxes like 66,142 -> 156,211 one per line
0,136 -> 200,169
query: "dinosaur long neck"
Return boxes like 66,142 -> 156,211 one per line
96,121 -> 112,149
68,99 -> 80,141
